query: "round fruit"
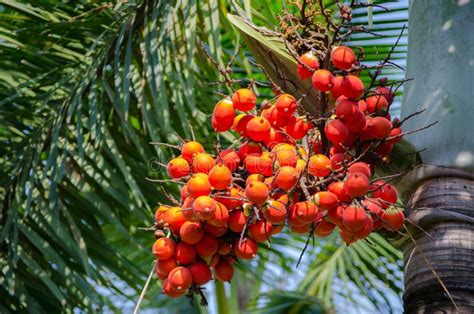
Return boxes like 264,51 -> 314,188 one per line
157,258 -> 177,275
293,201 -> 318,224
327,205 -> 345,226
264,199 -> 287,224
192,195 -> 216,220
274,166 -> 299,191
187,174 -> 211,198
214,187 -> 243,210
344,172 -> 370,198
245,181 -> 269,206
212,98 -> 235,132
275,94 -> 298,116
232,88 -> 256,112
382,207 -> 405,231
354,216 -> 374,239
331,46 -> 356,70
217,241 -> 232,255
339,228 -> 358,245
249,220 -> 273,242
362,117 -> 392,139
195,235 -> 219,257
168,266 -> 192,292
208,164 -> 232,190
312,69 -> 335,92
218,149 -> 241,172
308,154 -> 331,177
175,242 -> 197,265
286,117 -> 311,139
192,153 -> 215,174
314,191 -> 338,210
348,162 -> 371,179
179,221 -> 204,245
208,202 -> 229,227
366,95 -> 388,114
325,119 -> 349,145
234,238 -> 258,259
298,52 -> 320,80
328,181 -> 352,203
188,262 -> 212,285
314,218 -> 336,237
152,238 -> 176,260
262,105 -> 290,127
342,206 -> 368,232
330,76 -> 344,99
345,109 -> 367,133
246,116 -> 271,142
234,114 -> 254,137
181,141 -> 204,162
245,155 -> 273,177
372,180 -> 398,204
228,211 -> 247,233
335,98 -> 358,122
167,157 -> 191,179
273,144 -> 298,167
204,224 -> 228,237
340,75 -> 364,99
214,259 -> 234,281
162,206 -> 186,234
162,278 -> 185,298
238,141 -> 262,159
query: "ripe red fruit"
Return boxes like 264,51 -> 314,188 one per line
293,201 -> 318,224
386,127 -> 402,145
335,98 -> 358,122
234,238 -> 258,259
168,266 -> 193,292
153,238 -> 176,260
245,155 -> 273,176
181,141 -> 204,162
228,211 -> 247,233
344,172 -> 370,198
285,117 -> 311,139
218,241 -> 232,255
362,117 -> 392,139
372,180 -> 398,204
192,153 -> 215,174
208,164 -> 232,190
274,166 -> 299,191
264,199 -> 287,224
339,228 -> 358,245
232,88 -> 256,111
330,153 -> 346,171
212,98 -> 235,132
204,224 -> 228,237
348,162 -> 371,179
328,181 -> 352,203
366,95 -> 388,114
214,187 -> 243,210
264,127 -> 287,149
208,202 -> 229,227
162,278 -> 184,298
246,116 -> 271,142
331,46 -> 356,70
312,69 -> 335,92
298,52 -> 320,79
345,109 -> 367,133
192,195 -> 216,220
273,144 -> 298,167
262,105 -> 291,128
162,206 -> 186,234
195,235 -> 219,257
325,119 -> 349,145
218,149 -> 241,172
214,259 -> 234,281
340,75 -> 364,99
327,205 -> 345,226
275,94 -> 298,116
342,206 -> 368,232
175,242 -> 197,265
314,217 -> 336,237
245,181 -> 269,206
187,174 -> 211,198
238,141 -> 262,160
157,258 -> 177,275
188,262 -> 212,285
330,76 -> 344,99
375,86 -> 394,104
233,114 -> 254,137
382,207 -> 405,231
291,224 -> 309,234
167,157 -> 191,179
314,191 -> 338,210
249,220 -> 273,242
354,216 -> 374,239
179,221 -> 204,245
308,154 -> 331,177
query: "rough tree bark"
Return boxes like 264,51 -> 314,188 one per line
400,0 -> 474,313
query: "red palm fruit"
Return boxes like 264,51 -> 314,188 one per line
330,76 -> 344,99
214,259 -> 234,281
361,198 -> 383,217
386,127 -> 402,145
291,224 -> 309,234
181,141 -> 205,162
342,206 -> 368,232
330,153 -> 346,171
312,69 -> 335,92
358,99 -> 368,112
214,187 -> 243,210
162,278 -> 185,298
233,114 -> 254,137
275,94 -> 298,117
157,258 -> 178,275
344,172 -> 370,198
382,207 -> 405,231
264,199 -> 287,224
155,205 -> 169,223
331,46 -> 356,70
208,164 -> 232,190
192,195 -> 216,220
232,88 -> 256,111
167,157 -> 191,179
249,220 -> 273,242
228,211 -> 247,233
218,149 -> 241,172
262,105 -> 290,127
314,215 -> 336,237
327,205 -> 345,225
175,242 -> 197,265
348,162 -> 371,178
371,180 -> 398,204
272,223 -> 285,235
187,174 -> 211,198
339,228 -> 358,245
293,201 -> 318,224
218,241 -> 232,255
156,268 -> 168,281
244,155 -> 273,177
325,119 -> 349,145
246,116 -> 271,142
314,191 -> 338,210
308,154 -> 331,177
168,266 -> 192,292
195,235 -> 219,257
274,166 -> 299,191
354,216 -> 374,239
203,254 -> 220,267
246,173 -> 265,185
340,75 -> 364,99
296,159 -> 306,173
375,86 -> 394,104
264,127 -> 287,149
277,193 -> 290,205
238,141 -> 262,160
345,109 -> 367,132
366,95 -> 388,114
285,117 -> 312,139
234,238 -> 258,259
192,153 -> 215,174
212,98 -> 235,132
362,117 -> 392,139
375,142 -> 393,157
188,262 -> 212,285
245,181 -> 269,206
328,181 -> 352,203
297,52 -> 320,79
208,202 -> 229,227
182,201 -> 199,222
273,143 -> 298,167
179,221 -> 204,245
180,185 -> 189,202
204,224 -> 228,237
162,206 -> 186,234
335,98 -> 358,122
153,238 -> 176,260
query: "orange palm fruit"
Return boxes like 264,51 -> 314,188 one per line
179,221 -> 204,245
152,238 -> 176,260
273,166 -> 299,191
192,195 -> 216,220
331,46 -> 356,70
212,98 -> 235,132
175,242 -> 197,265
246,116 -> 271,142
188,262 -> 212,285
192,153 -> 215,174
245,181 -> 269,206
232,88 -> 256,112
249,220 -> 273,242
187,173 -> 211,198
340,75 -> 364,99
275,94 -> 298,116
308,154 -> 331,177
344,172 -> 370,198
168,266 -> 193,292
234,238 -> 258,259
208,164 -> 232,190
181,141 -> 204,162
297,52 -> 320,79
167,156 -> 191,179
214,259 -> 234,281
312,69 -> 335,92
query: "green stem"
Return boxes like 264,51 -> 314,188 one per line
215,280 -> 228,314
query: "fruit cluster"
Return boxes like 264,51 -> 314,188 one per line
152,45 -> 405,299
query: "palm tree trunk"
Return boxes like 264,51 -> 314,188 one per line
401,0 -> 474,312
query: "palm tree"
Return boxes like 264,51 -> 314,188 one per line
399,0 -> 474,312
0,0 -> 410,312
